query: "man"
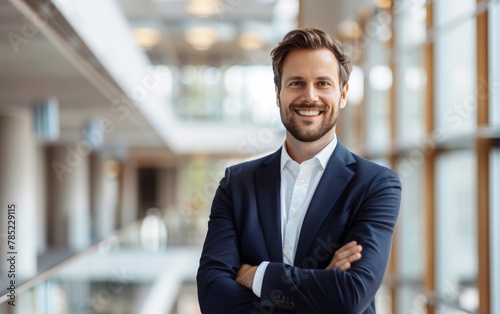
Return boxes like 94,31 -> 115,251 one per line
197,28 -> 401,314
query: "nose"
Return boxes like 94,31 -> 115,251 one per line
300,84 -> 319,104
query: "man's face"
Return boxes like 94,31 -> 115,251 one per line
277,48 -> 348,143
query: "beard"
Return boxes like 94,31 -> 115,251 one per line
279,97 -> 341,143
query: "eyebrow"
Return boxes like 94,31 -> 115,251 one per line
285,76 -> 304,83
285,75 -> 335,83
316,76 -> 335,81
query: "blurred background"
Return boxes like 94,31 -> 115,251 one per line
0,0 -> 499,313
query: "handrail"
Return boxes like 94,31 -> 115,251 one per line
0,221 -> 141,305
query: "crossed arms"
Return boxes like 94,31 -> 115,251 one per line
197,167 -> 401,314
235,240 -> 363,290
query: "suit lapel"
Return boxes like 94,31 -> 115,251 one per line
255,149 -> 283,263
294,141 -> 356,266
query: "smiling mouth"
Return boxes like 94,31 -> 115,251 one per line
296,109 -> 322,117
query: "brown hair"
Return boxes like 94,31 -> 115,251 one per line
271,28 -> 353,93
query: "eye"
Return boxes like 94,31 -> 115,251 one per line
290,81 -> 302,86
317,81 -> 330,87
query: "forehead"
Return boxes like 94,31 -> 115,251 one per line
282,48 -> 339,81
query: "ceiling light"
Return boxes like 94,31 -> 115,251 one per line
373,0 -> 391,9
185,27 -> 217,50
185,0 -> 222,18
237,32 -> 264,51
132,28 -> 161,50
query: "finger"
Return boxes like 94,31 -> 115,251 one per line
333,242 -> 356,257
326,243 -> 363,270
338,241 -> 357,252
336,243 -> 361,257
348,252 -> 362,263
335,244 -> 363,260
339,262 -> 351,271
334,252 -> 362,269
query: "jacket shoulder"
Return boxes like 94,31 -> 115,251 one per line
349,152 -> 400,182
228,149 -> 280,174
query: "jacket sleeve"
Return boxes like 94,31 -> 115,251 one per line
260,169 -> 402,314
197,167 -> 265,314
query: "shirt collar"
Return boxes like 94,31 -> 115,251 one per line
280,135 -> 338,171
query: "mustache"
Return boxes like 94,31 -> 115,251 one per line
290,103 -> 328,111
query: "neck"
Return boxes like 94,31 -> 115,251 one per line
285,129 -> 336,164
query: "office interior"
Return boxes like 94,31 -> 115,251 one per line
0,0 -> 499,313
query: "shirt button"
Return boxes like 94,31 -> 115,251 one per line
299,179 -> 305,185
292,165 -> 297,170
292,213 -> 298,218
285,250 -> 290,255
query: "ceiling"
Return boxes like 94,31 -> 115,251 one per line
0,0 -> 164,148
115,0 -> 297,66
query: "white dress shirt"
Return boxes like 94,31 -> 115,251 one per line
252,135 -> 338,297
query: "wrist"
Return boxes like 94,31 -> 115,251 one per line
236,264 -> 257,289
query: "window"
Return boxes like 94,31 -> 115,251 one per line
346,1 -> 497,311
365,39 -> 392,152
435,19 -> 477,137
396,158 -> 426,313
395,0 -> 427,48
491,148 -> 500,313
393,1 -> 427,144
436,150 -> 478,313
397,48 -> 427,143
338,66 -> 364,149
437,0 -> 476,26
490,0 -> 500,126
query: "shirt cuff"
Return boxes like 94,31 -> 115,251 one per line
252,261 -> 269,298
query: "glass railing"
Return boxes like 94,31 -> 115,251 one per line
380,274 -> 478,314
0,219 -> 202,314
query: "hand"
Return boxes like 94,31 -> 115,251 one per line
325,241 -> 363,271
236,263 -> 258,289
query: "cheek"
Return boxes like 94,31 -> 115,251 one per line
318,90 -> 339,102
281,91 -> 302,104
279,96 -> 291,108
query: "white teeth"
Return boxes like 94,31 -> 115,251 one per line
297,110 -> 320,116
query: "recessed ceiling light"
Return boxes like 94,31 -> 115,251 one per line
185,27 -> 218,50
373,0 -> 391,9
237,32 -> 264,51
132,28 -> 161,50
185,0 -> 222,18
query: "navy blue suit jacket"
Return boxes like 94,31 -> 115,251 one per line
197,141 -> 401,313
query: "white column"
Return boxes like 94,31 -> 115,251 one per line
36,145 -> 47,255
157,167 -> 178,244
157,168 -> 177,212
89,152 -> 104,241
47,145 -> 91,251
120,159 -> 138,228
0,108 -> 38,277
98,163 -> 118,240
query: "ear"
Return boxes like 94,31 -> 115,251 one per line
275,85 -> 279,107
339,82 -> 349,109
